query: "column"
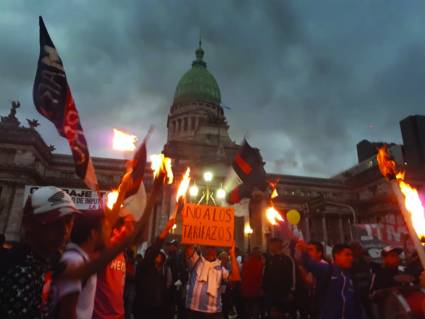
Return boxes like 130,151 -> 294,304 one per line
321,215 -> 328,245
304,216 -> 311,242
338,216 -> 344,243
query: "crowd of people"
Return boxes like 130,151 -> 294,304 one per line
1,186 -> 425,319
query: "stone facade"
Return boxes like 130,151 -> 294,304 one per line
0,103 -> 128,241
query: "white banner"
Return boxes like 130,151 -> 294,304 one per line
24,185 -> 108,210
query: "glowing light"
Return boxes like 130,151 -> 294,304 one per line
244,223 -> 253,236
216,188 -> 226,199
266,206 -> 284,225
189,184 -> 199,197
203,171 -> 213,182
271,188 -> 278,199
106,190 -> 119,210
112,128 -> 137,151
176,168 -> 191,202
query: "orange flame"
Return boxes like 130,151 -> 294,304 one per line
377,146 -> 425,241
106,190 -> 119,210
377,145 -> 397,178
266,206 -> 284,225
164,157 -> 173,184
150,154 -> 174,184
398,179 -> 425,241
112,128 -> 137,151
176,168 -> 191,202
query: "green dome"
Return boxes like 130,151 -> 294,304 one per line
174,43 -> 221,104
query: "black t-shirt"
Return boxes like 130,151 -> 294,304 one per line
0,245 -> 53,319
263,253 -> 296,301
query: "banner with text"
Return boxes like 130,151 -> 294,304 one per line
353,214 -> 412,259
24,185 -> 107,210
181,203 -> 234,247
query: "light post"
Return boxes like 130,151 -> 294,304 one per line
188,171 -> 226,206
203,171 -> 213,204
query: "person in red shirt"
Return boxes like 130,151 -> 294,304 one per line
93,216 -> 134,319
240,247 -> 264,319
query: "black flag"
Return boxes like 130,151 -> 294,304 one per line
33,17 -> 98,190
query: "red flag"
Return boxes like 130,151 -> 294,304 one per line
33,17 -> 98,190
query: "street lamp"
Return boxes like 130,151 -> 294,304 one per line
216,187 -> 226,200
203,171 -> 213,183
189,184 -> 199,198
244,223 -> 253,253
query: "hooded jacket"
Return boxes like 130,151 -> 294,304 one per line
302,253 -> 363,319
133,237 -> 172,313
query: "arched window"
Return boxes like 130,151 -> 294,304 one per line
177,119 -> 181,132
183,118 -> 188,131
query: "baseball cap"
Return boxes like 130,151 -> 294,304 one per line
23,186 -> 81,224
382,246 -> 403,256
167,239 -> 178,245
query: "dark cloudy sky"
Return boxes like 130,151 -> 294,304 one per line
1,0 -> 425,177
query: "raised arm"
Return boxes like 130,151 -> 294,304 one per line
145,218 -> 176,263
296,240 -> 329,277
229,243 -> 241,281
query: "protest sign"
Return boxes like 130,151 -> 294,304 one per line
181,203 -> 234,247
24,185 -> 107,210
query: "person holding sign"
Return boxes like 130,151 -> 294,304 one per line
184,243 -> 240,319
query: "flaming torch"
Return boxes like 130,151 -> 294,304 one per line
112,128 -> 137,152
150,154 -> 174,184
170,168 -> 191,221
131,153 -> 174,244
377,146 -> 425,268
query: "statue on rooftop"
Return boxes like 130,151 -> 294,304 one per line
26,119 -> 40,129
1,100 -> 21,127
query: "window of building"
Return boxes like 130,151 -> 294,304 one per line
183,118 -> 188,131
191,117 -> 196,130
177,119 -> 181,132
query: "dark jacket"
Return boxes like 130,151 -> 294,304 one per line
262,253 -> 296,306
370,264 -> 400,292
133,238 -> 171,314
302,253 -> 363,319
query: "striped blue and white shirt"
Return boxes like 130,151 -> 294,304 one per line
186,253 -> 229,313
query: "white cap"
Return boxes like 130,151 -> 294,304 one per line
24,186 -> 80,224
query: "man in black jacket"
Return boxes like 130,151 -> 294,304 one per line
166,239 -> 187,319
133,218 -> 175,319
263,237 -> 297,318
